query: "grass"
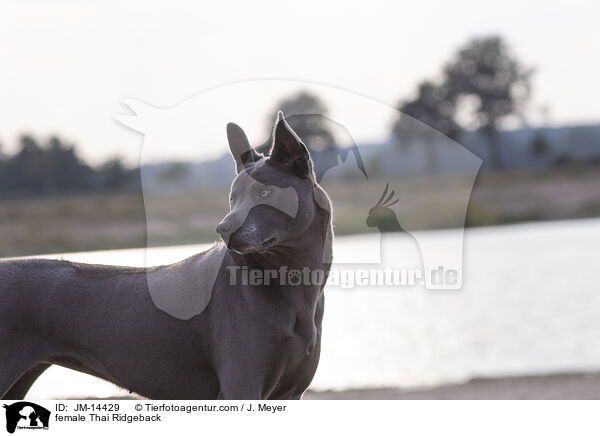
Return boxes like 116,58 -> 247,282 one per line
2,164 -> 600,258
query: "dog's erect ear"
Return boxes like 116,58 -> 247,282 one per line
226,122 -> 261,174
269,111 -> 312,178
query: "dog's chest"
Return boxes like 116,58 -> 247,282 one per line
266,312 -> 321,395
291,313 -> 319,357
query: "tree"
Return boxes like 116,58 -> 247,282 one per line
265,91 -> 336,152
10,135 -> 46,194
392,35 -> 533,172
97,158 -> 136,190
444,35 -> 532,168
396,81 -> 460,140
392,80 -> 460,173
45,136 -> 94,192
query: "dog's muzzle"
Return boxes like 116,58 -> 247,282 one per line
216,220 -> 232,236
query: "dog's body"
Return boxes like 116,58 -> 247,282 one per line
0,113 -> 332,400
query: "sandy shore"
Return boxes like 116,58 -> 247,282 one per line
304,372 -> 600,400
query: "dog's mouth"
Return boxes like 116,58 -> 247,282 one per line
228,237 -> 278,255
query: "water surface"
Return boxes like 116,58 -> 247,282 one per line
24,218 -> 600,398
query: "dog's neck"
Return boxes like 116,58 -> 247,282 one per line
250,207 -> 330,273
247,205 -> 330,330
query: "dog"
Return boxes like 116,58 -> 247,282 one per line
0,112 -> 333,400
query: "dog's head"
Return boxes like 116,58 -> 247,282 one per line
216,111 -> 320,254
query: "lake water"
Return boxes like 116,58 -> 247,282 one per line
24,218 -> 600,399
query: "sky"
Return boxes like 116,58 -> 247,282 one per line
1,0 -> 598,164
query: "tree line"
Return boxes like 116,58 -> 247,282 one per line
0,35 -> 563,198
0,135 -> 138,197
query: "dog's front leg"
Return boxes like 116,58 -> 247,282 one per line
216,362 -> 275,400
216,377 -> 266,400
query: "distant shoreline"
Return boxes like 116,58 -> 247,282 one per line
58,371 -> 600,400
4,164 -> 600,258
304,371 -> 600,400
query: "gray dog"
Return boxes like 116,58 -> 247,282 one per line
0,113 -> 333,400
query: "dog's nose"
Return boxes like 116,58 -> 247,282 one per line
216,220 -> 232,235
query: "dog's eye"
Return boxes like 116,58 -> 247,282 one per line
259,189 -> 271,198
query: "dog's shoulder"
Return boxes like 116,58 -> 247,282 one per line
186,241 -> 228,268
145,242 -> 228,320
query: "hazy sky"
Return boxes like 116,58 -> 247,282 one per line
1,0 -> 598,164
